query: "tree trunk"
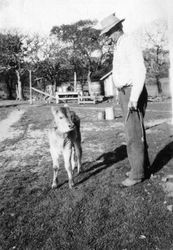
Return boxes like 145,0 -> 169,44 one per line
87,70 -> 91,95
15,70 -> 23,101
156,76 -> 162,95
53,79 -> 56,92
5,72 -> 15,100
6,78 -> 14,99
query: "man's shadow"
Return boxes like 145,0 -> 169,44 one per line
150,141 -> 173,175
76,144 -> 127,185
76,141 -> 173,186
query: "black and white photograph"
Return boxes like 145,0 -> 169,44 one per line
0,0 -> 173,249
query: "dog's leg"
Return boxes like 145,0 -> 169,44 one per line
50,147 -> 60,189
74,142 -> 82,174
63,147 -> 74,189
71,147 -> 76,173
52,164 -> 59,189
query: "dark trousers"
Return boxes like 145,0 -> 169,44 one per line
119,85 -> 150,180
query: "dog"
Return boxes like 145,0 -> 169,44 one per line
48,106 -> 82,189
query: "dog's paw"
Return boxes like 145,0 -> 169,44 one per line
69,180 -> 75,189
77,167 -> 82,175
77,170 -> 81,175
52,182 -> 58,189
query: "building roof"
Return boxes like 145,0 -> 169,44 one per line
100,71 -> 112,81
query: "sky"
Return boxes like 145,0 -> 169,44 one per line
0,0 -> 169,35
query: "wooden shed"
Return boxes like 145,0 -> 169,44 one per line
100,71 -> 114,97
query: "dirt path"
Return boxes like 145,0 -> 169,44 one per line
0,109 -> 25,142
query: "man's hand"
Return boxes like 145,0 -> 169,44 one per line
128,100 -> 137,111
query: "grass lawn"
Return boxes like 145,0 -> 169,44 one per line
0,101 -> 173,250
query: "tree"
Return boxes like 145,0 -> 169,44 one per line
50,20 -> 108,81
0,31 -> 24,100
143,19 -> 169,95
22,34 -> 71,89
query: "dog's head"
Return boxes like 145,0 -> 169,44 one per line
51,106 -> 75,133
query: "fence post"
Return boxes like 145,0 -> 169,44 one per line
29,70 -> 33,105
74,72 -> 77,92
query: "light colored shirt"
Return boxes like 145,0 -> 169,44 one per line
112,34 -> 146,102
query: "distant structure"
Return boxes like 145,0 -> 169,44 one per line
100,71 -> 114,97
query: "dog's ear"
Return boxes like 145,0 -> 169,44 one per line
51,106 -> 58,117
64,104 -> 70,113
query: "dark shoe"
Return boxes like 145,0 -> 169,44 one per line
121,178 -> 142,187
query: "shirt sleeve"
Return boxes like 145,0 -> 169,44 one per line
126,37 -> 146,103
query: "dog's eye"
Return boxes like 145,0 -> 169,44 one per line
59,116 -> 63,119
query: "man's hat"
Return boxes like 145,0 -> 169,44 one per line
100,13 -> 125,35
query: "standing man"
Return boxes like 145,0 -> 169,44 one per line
100,13 -> 150,186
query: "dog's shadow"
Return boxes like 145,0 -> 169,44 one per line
150,141 -> 173,175
76,144 -> 127,186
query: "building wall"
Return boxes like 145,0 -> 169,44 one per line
103,75 -> 114,97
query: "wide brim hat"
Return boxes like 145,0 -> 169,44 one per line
100,13 -> 125,35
